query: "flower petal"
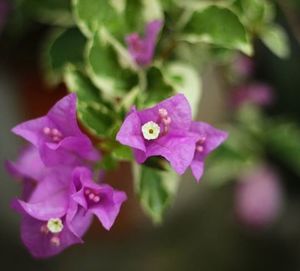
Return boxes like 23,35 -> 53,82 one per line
92,189 -> 127,230
16,172 -> 70,220
67,206 -> 93,239
145,20 -> 163,45
139,93 -> 192,131
146,131 -> 198,175
5,145 -> 48,181
190,160 -> 204,182
191,122 -> 228,156
116,110 -> 146,152
12,116 -> 50,147
47,93 -> 81,136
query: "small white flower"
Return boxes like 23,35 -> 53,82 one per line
47,218 -> 64,234
141,121 -> 160,140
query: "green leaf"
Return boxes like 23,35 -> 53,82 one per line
124,0 -> 144,33
86,29 -> 138,99
261,24 -> 290,59
205,126 -> 260,186
159,0 -> 173,10
232,0 -> 290,59
72,0 -> 125,37
110,0 -> 126,13
99,155 -> 118,170
236,105 -> 266,137
64,66 -> 115,137
124,0 -> 164,33
45,27 -> 86,83
184,5 -> 252,55
266,122 -> 300,176
78,106 -> 115,137
164,62 -> 202,117
73,0 -> 164,38
118,86 -> 140,111
142,66 -> 174,107
142,0 -> 163,22
232,0 -> 275,31
111,145 -> 133,161
133,164 -> 180,223
23,0 -> 73,26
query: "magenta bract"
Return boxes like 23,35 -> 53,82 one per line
126,20 -> 163,67
12,93 -> 100,167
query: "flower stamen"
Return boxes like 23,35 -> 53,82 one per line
40,224 -> 49,234
196,145 -> 204,152
50,236 -> 61,247
158,108 -> 172,135
85,188 -> 101,204
43,127 -> 63,143
196,137 -> 206,153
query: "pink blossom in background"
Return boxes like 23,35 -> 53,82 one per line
233,54 -> 255,78
231,83 -> 274,108
235,165 -> 283,229
126,20 -> 163,67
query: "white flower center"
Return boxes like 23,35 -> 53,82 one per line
47,218 -> 64,234
141,121 -> 160,140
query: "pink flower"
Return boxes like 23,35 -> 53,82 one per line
15,202 -> 93,259
117,94 -> 199,175
231,83 -> 274,108
71,167 -> 127,230
233,54 -> 255,78
117,94 -> 228,180
126,20 -> 163,67
12,94 -> 100,167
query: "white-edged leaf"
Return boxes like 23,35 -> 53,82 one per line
133,163 -> 180,223
183,5 -> 253,55
164,62 -> 202,117
261,24 -> 290,59
142,0 -> 163,22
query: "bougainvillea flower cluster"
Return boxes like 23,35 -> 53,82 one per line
233,54 -> 255,78
126,20 -> 163,67
8,92 -> 227,258
8,94 -> 127,258
117,94 -> 228,182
